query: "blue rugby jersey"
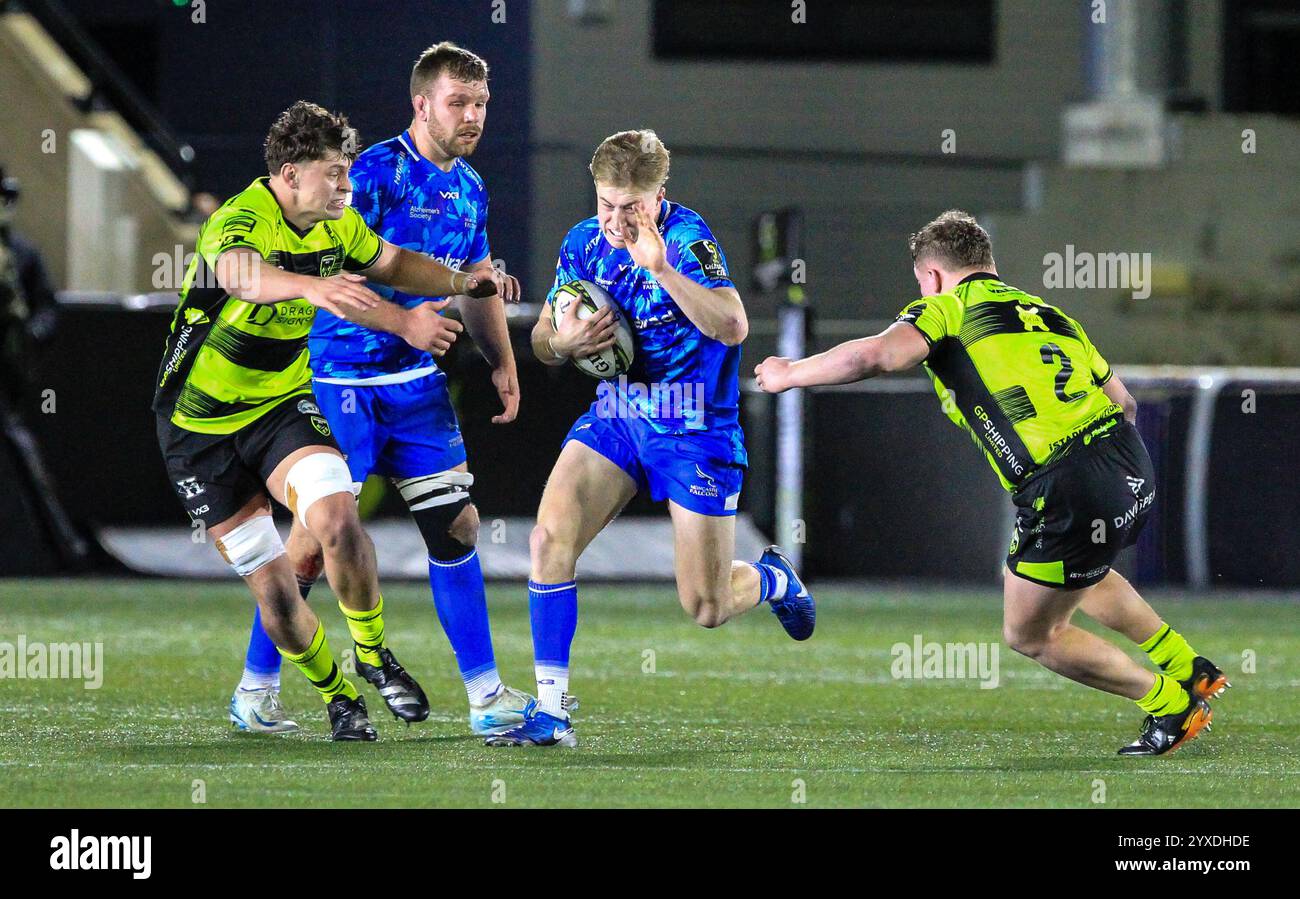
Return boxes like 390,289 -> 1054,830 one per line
547,200 -> 742,444
309,131 -> 490,379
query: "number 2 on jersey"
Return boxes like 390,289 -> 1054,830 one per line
1039,343 -> 1087,403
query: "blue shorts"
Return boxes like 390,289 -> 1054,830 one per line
312,371 -> 466,482
563,403 -> 745,517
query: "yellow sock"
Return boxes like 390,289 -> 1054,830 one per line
1139,624 -> 1198,682
280,622 -> 358,702
339,596 -> 385,667
1136,673 -> 1189,716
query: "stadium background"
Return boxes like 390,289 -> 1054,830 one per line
1,0 -> 1297,588
1,0 -> 1298,813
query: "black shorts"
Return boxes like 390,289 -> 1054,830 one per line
1007,419 -> 1155,590
156,393 -> 339,528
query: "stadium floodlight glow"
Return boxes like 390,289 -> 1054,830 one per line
69,129 -> 131,171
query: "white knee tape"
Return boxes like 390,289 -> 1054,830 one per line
216,515 -> 285,577
394,469 -> 474,511
285,452 -> 360,527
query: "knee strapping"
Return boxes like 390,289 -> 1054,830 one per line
215,515 -> 285,577
397,470 -> 476,561
395,470 -> 474,510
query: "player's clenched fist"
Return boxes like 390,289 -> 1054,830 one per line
754,356 -> 794,393
303,272 -> 382,318
551,298 -> 617,359
403,299 -> 463,356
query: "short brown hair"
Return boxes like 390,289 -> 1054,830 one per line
263,101 -> 359,174
410,42 -> 489,97
589,130 -> 671,191
908,209 -> 994,270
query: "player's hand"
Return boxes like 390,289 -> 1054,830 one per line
463,267 -> 519,301
754,356 -> 794,393
490,365 -> 520,424
303,273 -> 382,318
464,266 -> 520,303
402,300 -> 462,356
550,297 -> 617,359
623,203 -> 669,277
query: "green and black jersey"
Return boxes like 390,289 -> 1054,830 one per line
896,273 -> 1123,491
153,177 -> 383,435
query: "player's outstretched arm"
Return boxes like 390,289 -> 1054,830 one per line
351,295 -> 463,357
215,248 -> 381,318
362,239 -> 505,300
217,248 -> 461,354
754,321 -> 929,394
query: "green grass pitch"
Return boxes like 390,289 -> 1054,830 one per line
0,578 -> 1295,808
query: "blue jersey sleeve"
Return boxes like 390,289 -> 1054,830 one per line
666,215 -> 733,290
467,184 -> 490,265
348,154 -> 388,231
546,227 -> 587,305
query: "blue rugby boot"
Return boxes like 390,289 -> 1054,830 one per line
761,545 -> 815,641
483,698 -> 577,748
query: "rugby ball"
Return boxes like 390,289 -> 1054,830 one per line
550,280 -> 634,380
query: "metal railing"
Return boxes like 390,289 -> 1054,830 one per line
743,365 -> 1300,590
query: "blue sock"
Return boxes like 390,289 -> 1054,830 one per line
429,549 -> 501,704
750,562 -> 778,603
241,605 -> 283,688
529,580 -> 577,718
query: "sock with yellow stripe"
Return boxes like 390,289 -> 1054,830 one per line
1136,673 -> 1190,716
339,596 -> 386,667
1139,624 -> 1198,682
279,622 -> 358,702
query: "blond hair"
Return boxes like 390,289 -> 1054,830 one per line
589,130 -> 670,191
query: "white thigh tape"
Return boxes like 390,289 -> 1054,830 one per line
285,452 -> 360,527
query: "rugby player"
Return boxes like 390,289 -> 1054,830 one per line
754,210 -> 1228,756
155,100 -> 509,741
229,43 -> 536,738
485,130 -> 815,748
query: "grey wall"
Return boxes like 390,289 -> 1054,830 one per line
526,1 -> 1240,361
527,0 -> 1089,336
